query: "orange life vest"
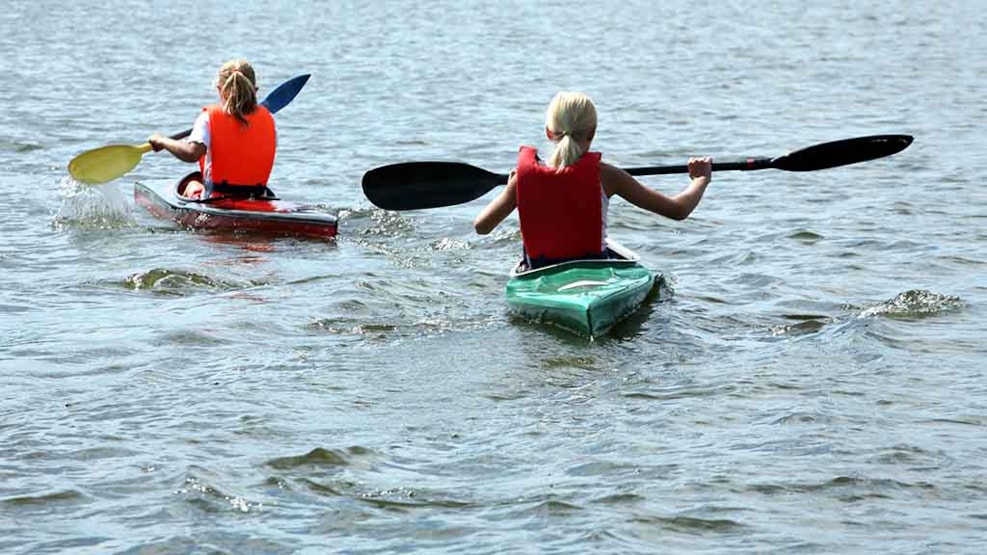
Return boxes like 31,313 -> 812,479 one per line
199,104 -> 276,189
515,146 -> 604,266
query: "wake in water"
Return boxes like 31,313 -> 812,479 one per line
121,268 -> 256,296
859,289 -> 964,320
52,177 -> 135,230
769,290 -> 963,339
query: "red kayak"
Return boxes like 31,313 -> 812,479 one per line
134,172 -> 337,238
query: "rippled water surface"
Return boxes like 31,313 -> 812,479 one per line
2,1 -> 986,553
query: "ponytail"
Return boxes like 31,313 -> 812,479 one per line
216,59 -> 258,125
548,134 -> 584,169
545,92 -> 598,170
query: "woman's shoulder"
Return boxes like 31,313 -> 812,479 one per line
599,160 -> 641,197
599,160 -> 621,177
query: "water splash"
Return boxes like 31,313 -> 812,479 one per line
860,289 -> 963,320
432,237 -> 471,251
361,208 -> 414,237
53,177 -> 134,229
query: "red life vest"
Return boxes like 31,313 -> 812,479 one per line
200,104 -> 276,188
515,146 -> 604,265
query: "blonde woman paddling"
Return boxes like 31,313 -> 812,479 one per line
473,92 -> 712,269
148,59 -> 277,199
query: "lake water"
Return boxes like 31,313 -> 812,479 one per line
2,1 -> 985,553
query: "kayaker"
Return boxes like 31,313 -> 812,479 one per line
473,92 -> 713,269
147,59 -> 277,199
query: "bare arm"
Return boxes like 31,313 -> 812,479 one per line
473,170 -> 518,235
148,134 -> 206,163
602,157 -> 712,221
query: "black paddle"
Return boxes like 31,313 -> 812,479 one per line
362,134 -> 914,211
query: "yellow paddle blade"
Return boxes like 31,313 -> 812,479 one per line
68,143 -> 153,184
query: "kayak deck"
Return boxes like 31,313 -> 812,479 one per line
505,240 -> 658,338
134,173 -> 337,238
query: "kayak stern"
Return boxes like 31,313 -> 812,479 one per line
505,241 -> 657,337
134,173 -> 337,239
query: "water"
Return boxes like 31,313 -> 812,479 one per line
2,1 -> 986,553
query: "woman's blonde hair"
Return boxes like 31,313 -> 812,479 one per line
216,59 -> 258,125
544,92 -> 597,169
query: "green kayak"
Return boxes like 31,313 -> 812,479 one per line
505,240 -> 658,338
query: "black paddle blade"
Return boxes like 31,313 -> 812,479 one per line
771,134 -> 913,171
362,162 -> 508,210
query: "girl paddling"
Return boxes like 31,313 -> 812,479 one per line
148,59 -> 277,199
473,92 -> 712,269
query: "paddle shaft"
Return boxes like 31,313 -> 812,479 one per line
627,157 -> 771,176
169,128 -> 194,142
477,158 -> 779,185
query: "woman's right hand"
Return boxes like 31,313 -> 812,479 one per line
688,157 -> 712,183
147,134 -> 165,152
